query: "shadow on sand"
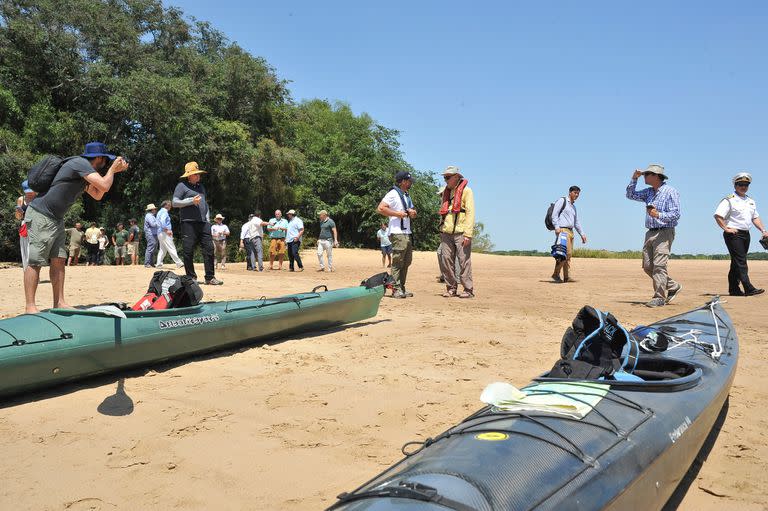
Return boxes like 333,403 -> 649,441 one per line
661,397 -> 730,510
97,378 -> 134,416
0,318 -> 390,410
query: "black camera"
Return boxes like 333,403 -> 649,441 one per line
760,237 -> 768,250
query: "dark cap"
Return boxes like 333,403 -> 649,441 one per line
395,171 -> 413,183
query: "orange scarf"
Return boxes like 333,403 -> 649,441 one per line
439,179 -> 468,216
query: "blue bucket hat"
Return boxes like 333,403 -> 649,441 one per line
21,180 -> 33,193
81,142 -> 116,160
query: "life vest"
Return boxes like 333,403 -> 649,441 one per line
439,179 -> 468,232
391,186 -> 413,231
131,271 -> 203,311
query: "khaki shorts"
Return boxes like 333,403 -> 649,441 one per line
115,245 -> 126,258
25,207 -> 67,266
126,241 -> 139,256
269,238 -> 286,256
68,245 -> 81,258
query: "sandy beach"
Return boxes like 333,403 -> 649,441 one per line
0,249 -> 765,510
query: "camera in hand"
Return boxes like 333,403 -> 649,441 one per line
760,237 -> 768,250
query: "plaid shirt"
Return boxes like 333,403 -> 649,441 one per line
626,179 -> 681,228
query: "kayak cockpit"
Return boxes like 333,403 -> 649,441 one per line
537,355 -> 703,392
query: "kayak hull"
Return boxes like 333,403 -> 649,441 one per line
330,300 -> 737,511
0,284 -> 384,398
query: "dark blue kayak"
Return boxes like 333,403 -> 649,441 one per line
329,299 -> 737,511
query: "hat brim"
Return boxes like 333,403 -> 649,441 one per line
180,169 -> 207,179
644,171 -> 668,180
82,152 -> 116,160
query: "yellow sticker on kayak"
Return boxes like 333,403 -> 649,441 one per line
474,432 -> 508,441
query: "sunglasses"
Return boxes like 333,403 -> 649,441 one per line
444,175 -> 457,181
735,182 -> 750,187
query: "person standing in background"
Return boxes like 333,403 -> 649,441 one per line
316,210 -> 338,272
714,172 -> 767,296
155,200 -> 184,268
376,222 -> 392,268
285,209 -> 305,272
211,213 -> 230,270
240,212 -> 269,272
15,180 -> 36,270
112,223 -> 128,266
126,218 -> 140,265
173,162 -> 222,285
267,209 -> 288,270
97,228 -> 109,265
66,222 -> 84,266
84,222 -> 100,266
144,204 -> 159,268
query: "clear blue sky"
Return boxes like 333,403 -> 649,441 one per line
170,0 -> 768,253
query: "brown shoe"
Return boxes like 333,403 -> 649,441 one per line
458,290 -> 474,299
205,278 -> 224,286
442,289 -> 457,298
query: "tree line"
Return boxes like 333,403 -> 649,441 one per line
0,0 -> 485,262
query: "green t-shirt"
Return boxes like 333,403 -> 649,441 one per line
113,229 -> 130,246
319,218 -> 336,240
66,228 -> 83,248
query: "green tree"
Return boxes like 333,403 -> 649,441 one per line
0,0 -> 444,262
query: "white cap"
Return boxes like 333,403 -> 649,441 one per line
733,172 -> 752,185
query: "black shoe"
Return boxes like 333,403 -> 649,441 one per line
729,291 -> 745,296
745,288 -> 765,296
666,283 -> 682,304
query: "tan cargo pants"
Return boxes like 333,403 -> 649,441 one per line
643,227 -> 679,300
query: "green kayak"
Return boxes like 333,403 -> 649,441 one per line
0,275 -> 386,398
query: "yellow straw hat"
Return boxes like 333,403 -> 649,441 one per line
180,161 -> 207,179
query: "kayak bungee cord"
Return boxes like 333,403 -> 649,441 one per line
401,384 -> 650,460
640,299 -> 726,360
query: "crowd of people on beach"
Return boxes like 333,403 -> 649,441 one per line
13,141 -> 768,312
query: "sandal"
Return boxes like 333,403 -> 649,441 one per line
441,289 -> 457,298
458,290 -> 474,299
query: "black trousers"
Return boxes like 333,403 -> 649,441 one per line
181,221 -> 215,281
287,240 -> 303,270
724,230 -> 755,293
243,237 -> 255,270
86,242 -> 99,265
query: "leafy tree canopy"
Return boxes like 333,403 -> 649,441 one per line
0,0 -> 461,261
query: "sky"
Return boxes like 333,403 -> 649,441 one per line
170,0 -> 768,253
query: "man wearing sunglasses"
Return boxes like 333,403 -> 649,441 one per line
714,172 -> 767,296
626,164 -> 682,308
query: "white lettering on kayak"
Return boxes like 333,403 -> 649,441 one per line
668,416 -> 692,444
159,314 -> 220,330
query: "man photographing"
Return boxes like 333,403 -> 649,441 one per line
23,142 -> 128,313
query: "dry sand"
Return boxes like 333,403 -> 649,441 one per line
0,249 -> 766,510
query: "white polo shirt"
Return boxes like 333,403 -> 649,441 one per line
715,193 -> 759,231
382,188 -> 413,235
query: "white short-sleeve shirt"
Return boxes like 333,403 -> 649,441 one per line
211,223 -> 230,241
382,188 -> 412,235
715,194 -> 759,231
